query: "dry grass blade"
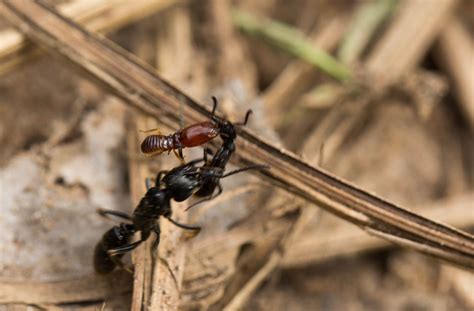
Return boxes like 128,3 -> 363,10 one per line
365,0 -> 458,89
282,193 -> 474,268
0,0 -> 180,76
2,0 -> 473,269
435,18 -> 474,127
0,271 -> 132,304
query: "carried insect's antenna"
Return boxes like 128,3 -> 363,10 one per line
235,110 -> 253,126
211,96 -> 218,116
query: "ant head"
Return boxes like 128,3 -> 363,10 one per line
118,223 -> 136,236
210,97 -> 253,140
113,225 -> 133,241
147,187 -> 169,204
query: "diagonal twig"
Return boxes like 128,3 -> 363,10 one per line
1,0 -> 473,269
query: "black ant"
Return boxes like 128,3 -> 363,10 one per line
140,97 -> 250,160
96,186 -> 200,260
93,223 -> 136,274
94,156 -> 267,273
189,103 -> 257,209
155,152 -> 268,209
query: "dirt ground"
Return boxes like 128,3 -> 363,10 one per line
0,0 -> 473,310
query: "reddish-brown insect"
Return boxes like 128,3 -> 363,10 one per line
140,97 -> 228,160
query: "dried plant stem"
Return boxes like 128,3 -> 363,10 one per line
365,0 -> 458,89
2,0 -> 473,269
232,9 -> 352,82
435,18 -> 474,127
337,0 -> 397,64
223,252 -> 281,311
127,115 -> 155,311
0,271 -> 132,304
282,193 -> 474,267
149,7 -> 196,311
0,0 -> 180,76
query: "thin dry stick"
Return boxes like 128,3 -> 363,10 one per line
127,115 -> 154,311
365,0 -> 458,89
435,18 -> 474,127
2,0 -> 473,269
223,252 -> 281,311
283,193 -> 474,268
0,0 -> 180,76
223,206 -> 320,310
148,7 -> 195,311
337,0 -> 397,65
0,271 -> 132,304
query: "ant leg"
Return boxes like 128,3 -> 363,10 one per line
203,147 -> 213,163
187,158 -> 206,166
167,217 -> 201,232
221,164 -> 269,178
193,164 -> 269,179
185,183 -> 223,211
97,208 -> 132,221
108,239 -> 143,256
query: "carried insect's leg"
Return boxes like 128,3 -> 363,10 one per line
173,149 -> 185,164
139,128 -> 162,135
108,239 -> 143,256
167,217 -> 201,232
97,208 -> 132,221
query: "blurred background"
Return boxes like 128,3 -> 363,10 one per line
0,0 -> 473,310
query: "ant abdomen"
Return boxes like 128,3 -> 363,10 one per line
93,224 -> 135,274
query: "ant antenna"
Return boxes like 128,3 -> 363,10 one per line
211,96 -> 218,115
235,110 -> 253,126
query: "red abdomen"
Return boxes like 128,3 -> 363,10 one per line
180,121 -> 218,147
